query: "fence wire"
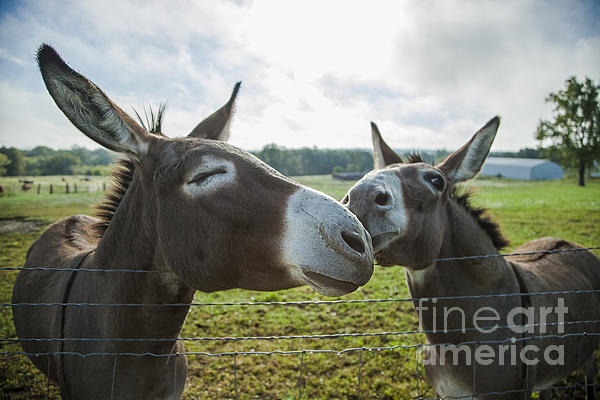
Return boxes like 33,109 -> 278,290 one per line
2,332 -> 599,359
3,318 -> 600,344
5,288 -> 600,308
1,244 -> 599,399
2,246 -> 598,275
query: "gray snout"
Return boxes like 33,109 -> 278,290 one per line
321,217 -> 373,286
345,178 -> 394,222
345,172 -> 405,254
282,187 -> 374,296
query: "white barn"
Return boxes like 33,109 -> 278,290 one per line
480,157 -> 564,181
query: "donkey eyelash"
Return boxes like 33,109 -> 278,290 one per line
188,167 -> 227,185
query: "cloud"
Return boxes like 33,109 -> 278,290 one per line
0,48 -> 26,66
0,80 -> 97,148
0,0 -> 598,153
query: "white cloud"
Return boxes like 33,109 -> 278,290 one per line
0,48 -> 26,66
0,0 -> 598,153
0,80 -> 100,149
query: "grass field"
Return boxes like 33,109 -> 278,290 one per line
0,175 -> 599,399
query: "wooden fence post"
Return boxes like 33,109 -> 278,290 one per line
66,183 -> 69,193
49,184 -> 53,194
37,184 -> 41,194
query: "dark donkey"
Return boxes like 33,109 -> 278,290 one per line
12,45 -> 373,400
344,118 -> 599,399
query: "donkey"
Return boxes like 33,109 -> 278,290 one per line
12,44 -> 373,400
344,117 -> 600,399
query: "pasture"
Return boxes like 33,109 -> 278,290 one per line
1,174 -> 599,399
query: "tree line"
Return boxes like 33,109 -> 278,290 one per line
253,144 -> 373,176
0,146 -> 112,176
0,144 -> 377,177
0,143 -> 570,178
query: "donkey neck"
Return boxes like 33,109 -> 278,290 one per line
405,200 -> 521,344
89,174 -> 195,338
94,175 -> 157,269
406,198 -> 513,299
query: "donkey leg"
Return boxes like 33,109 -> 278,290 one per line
582,353 -> 597,400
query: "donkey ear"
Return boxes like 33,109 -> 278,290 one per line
188,82 -> 241,141
371,122 -> 403,169
438,116 -> 500,183
37,44 -> 150,161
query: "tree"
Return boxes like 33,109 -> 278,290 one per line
0,147 -> 26,176
39,152 -> 80,175
26,146 -> 55,158
70,145 -> 93,165
0,153 -> 9,176
536,76 -> 600,186
90,148 -> 113,165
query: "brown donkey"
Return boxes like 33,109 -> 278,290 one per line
344,117 -> 599,399
12,45 -> 373,400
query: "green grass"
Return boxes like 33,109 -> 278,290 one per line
463,177 -> 600,250
1,175 -> 599,399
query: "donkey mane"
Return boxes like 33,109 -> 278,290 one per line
406,153 -> 424,163
93,159 -> 136,236
405,153 -> 509,250
452,189 -> 509,250
133,103 -> 167,135
93,104 -> 166,236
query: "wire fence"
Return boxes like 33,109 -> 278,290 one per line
0,180 -> 108,195
1,246 -> 599,399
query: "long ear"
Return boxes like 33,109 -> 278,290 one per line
37,44 -> 150,160
188,82 -> 241,141
371,122 -> 403,169
437,116 -> 500,183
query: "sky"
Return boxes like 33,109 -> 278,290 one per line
0,0 -> 598,153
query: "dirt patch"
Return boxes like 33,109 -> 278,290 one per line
0,217 -> 47,235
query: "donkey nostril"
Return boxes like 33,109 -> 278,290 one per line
341,231 -> 366,254
375,192 -> 390,206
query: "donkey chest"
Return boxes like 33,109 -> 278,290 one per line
424,355 -> 472,397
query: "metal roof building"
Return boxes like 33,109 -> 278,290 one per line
480,157 -> 564,180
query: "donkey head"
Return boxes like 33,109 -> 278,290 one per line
344,118 -> 500,269
38,44 -> 373,296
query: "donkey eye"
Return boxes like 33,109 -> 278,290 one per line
188,167 -> 227,185
426,174 -> 445,191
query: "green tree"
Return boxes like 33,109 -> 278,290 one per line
70,146 -> 93,165
0,147 -> 26,176
536,76 -> 600,186
26,146 -> 55,158
39,152 -> 80,175
0,153 -> 9,176
90,148 -> 113,165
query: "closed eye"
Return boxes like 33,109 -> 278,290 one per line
188,167 -> 227,185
